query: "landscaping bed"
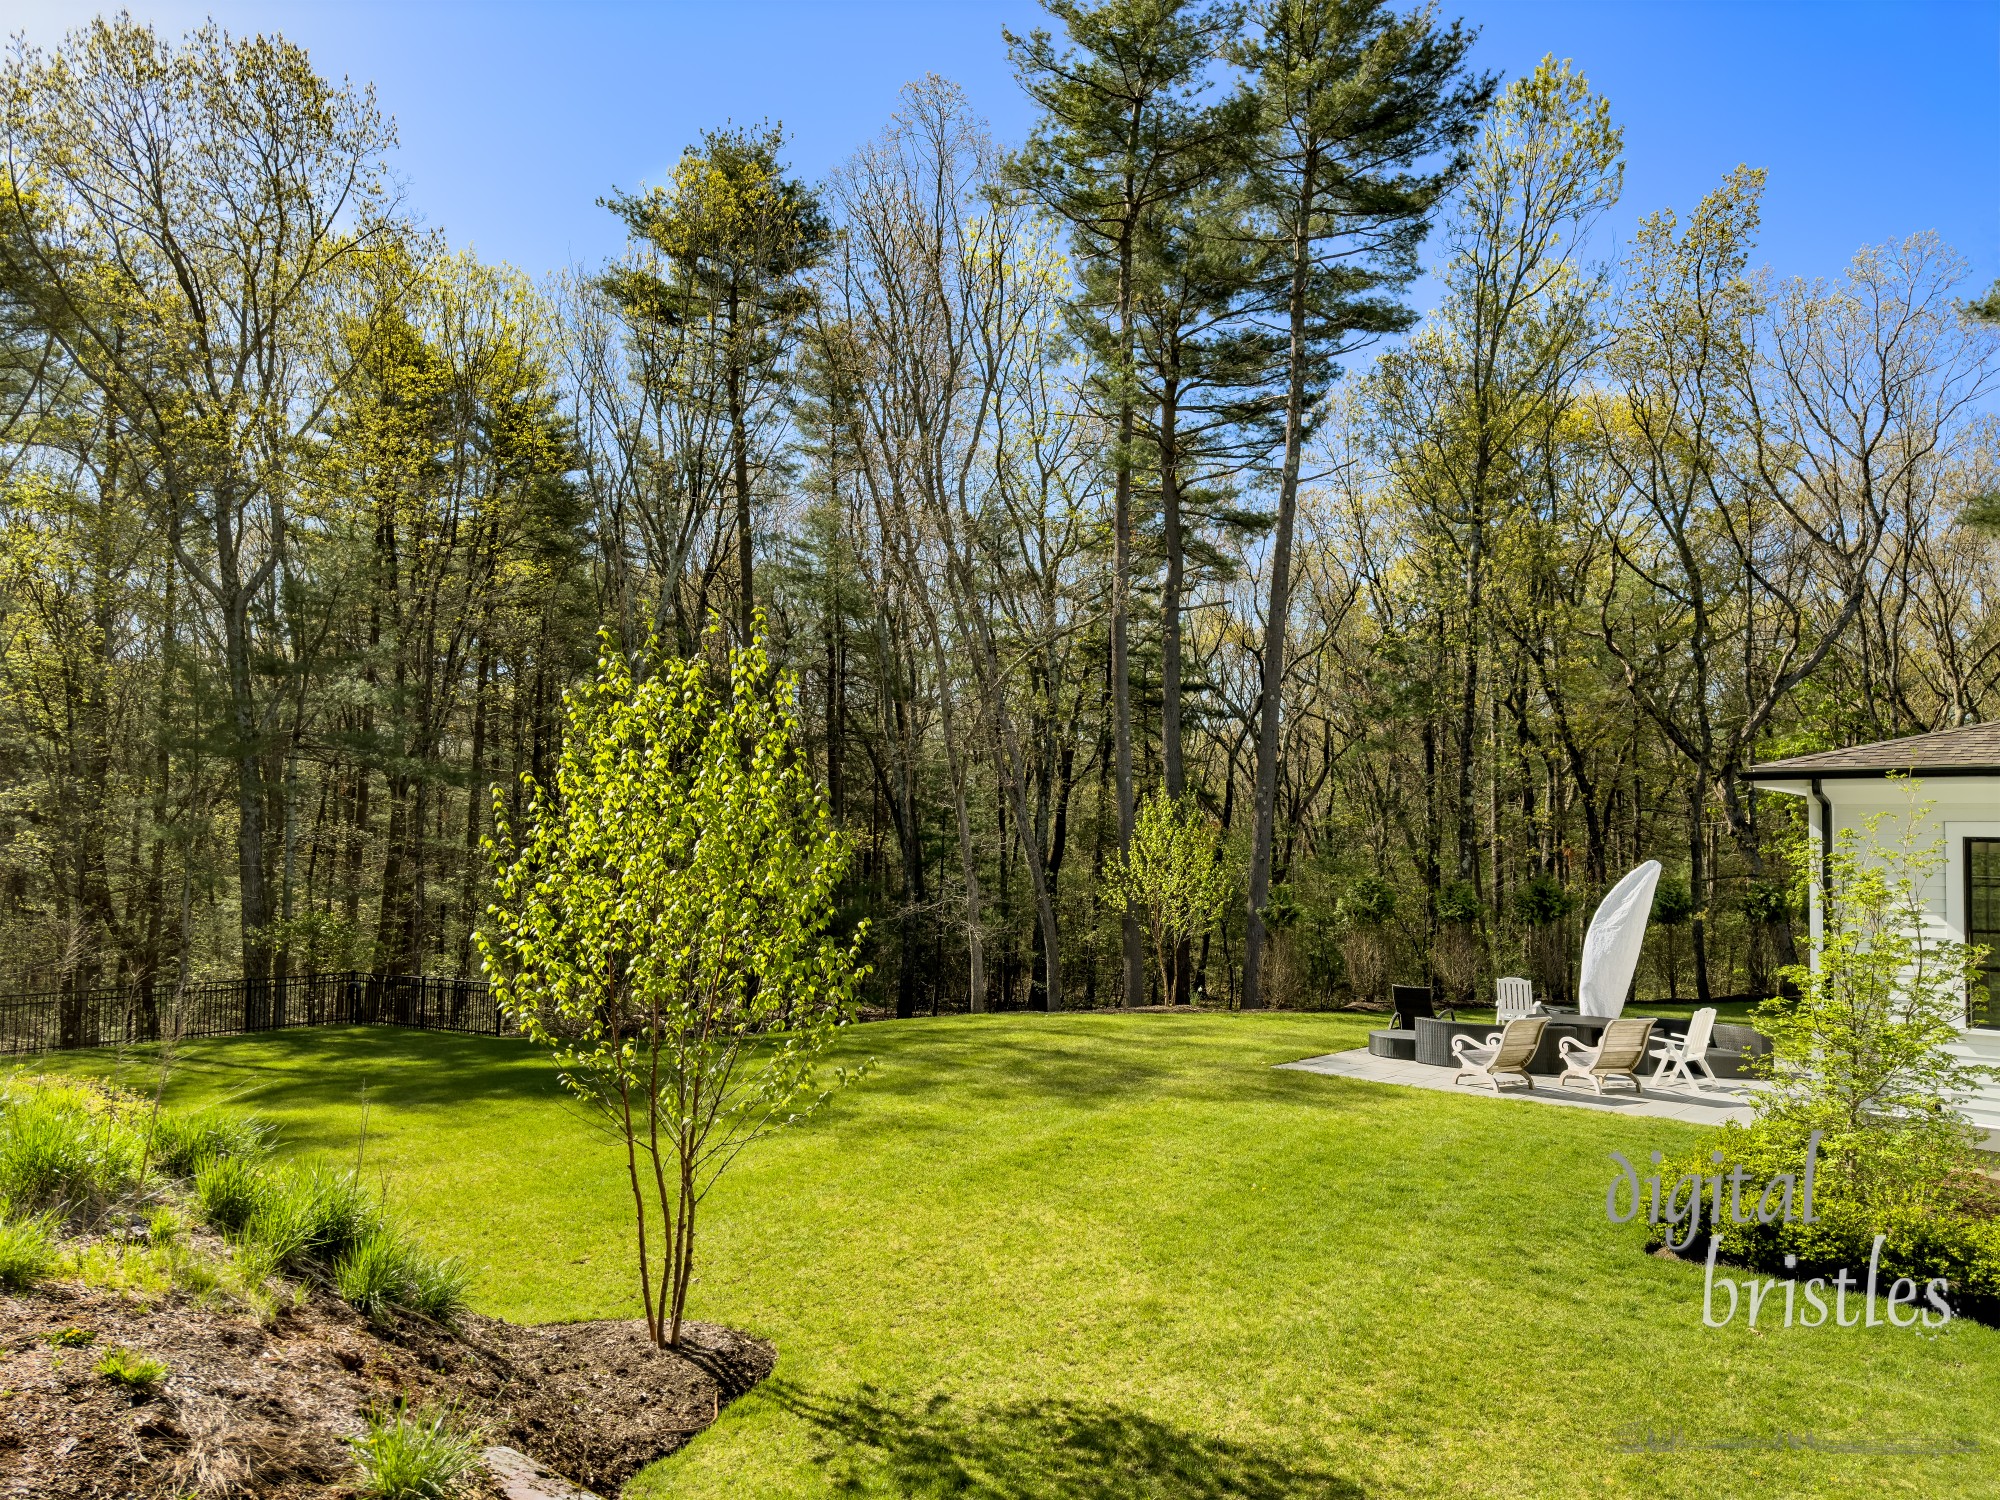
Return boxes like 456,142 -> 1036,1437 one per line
0,1278 -> 771,1497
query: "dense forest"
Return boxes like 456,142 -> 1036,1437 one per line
1,4 -> 1996,1020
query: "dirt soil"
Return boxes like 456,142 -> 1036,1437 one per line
0,1281 -> 773,1499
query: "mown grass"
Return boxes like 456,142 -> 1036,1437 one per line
33,1015 -> 2000,1500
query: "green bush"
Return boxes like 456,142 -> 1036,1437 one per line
334,1226 -> 470,1325
148,1107 -> 270,1178
1336,874 -> 1397,927
1435,880 -> 1481,925
348,1405 -> 480,1500
1653,1131 -> 2000,1326
1511,875 -> 1573,926
1740,878 -> 1793,925
245,1160 -> 378,1270
94,1346 -> 167,1391
193,1152 -> 462,1323
193,1153 -> 270,1234
1651,878 -> 1694,926
0,1082 -> 147,1214
0,1212 -> 58,1290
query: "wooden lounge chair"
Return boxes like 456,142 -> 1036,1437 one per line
1496,976 -> 1538,1020
1648,1007 -> 1719,1093
1556,1016 -> 1657,1096
1451,1016 -> 1548,1094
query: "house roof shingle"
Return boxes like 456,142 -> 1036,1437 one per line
1744,722 -> 2000,779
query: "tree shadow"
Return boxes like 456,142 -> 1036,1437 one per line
767,1381 -> 1366,1500
22,1027 -> 566,1134
837,1017 -> 1376,1117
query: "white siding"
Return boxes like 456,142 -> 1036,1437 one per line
1765,777 -> 2000,1146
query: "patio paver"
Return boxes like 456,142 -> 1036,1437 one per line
1279,1047 -> 1762,1125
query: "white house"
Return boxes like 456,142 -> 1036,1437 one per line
1746,722 -> 2000,1146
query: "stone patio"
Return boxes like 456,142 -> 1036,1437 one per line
1279,1047 -> 1764,1125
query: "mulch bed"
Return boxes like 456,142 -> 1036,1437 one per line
0,1280 -> 773,1498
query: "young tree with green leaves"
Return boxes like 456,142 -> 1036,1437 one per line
479,624 -> 867,1349
1233,0 -> 1492,1008
1102,787 -> 1236,1004
1703,791 -> 1995,1242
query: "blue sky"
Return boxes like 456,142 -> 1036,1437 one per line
12,1 -> 1999,313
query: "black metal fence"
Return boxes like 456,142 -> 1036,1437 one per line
0,971 -> 511,1057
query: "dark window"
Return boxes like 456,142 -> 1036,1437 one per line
1969,839 -> 2000,1029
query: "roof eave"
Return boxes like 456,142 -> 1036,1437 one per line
1742,765 -> 2000,781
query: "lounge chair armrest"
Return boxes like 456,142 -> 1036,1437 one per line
1556,1036 -> 1596,1062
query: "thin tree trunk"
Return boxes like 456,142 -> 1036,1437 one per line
1111,186 -> 1143,1011
728,286 -> 754,645
1160,378 -> 1192,1002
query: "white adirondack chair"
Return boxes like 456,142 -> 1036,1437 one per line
1496,976 -> 1537,1020
1649,1006 -> 1721,1092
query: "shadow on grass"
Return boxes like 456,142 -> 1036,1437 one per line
31,1014 -> 1384,1155
768,1381 -> 1365,1499
840,1018 -> 1375,1117
21,1026 -> 560,1113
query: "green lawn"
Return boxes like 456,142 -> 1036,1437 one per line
32,1014 -> 1997,1499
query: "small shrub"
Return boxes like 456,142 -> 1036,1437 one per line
1651,878 -> 1694,926
146,1203 -> 185,1245
0,1082 -> 146,1214
245,1161 -> 378,1270
47,1325 -> 96,1348
348,1404 -> 480,1500
1511,874 -> 1573,927
193,1154 -> 271,1235
148,1108 -> 270,1178
0,1211 -> 58,1290
1336,874 -> 1397,927
1434,880 -> 1481,926
1645,802 -> 2000,1324
95,1346 -> 167,1391
335,1226 -> 469,1325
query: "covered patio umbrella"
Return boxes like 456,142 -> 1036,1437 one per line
1577,861 -> 1662,1018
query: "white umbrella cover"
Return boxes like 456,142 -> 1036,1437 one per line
1577,860 -> 1663,1018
